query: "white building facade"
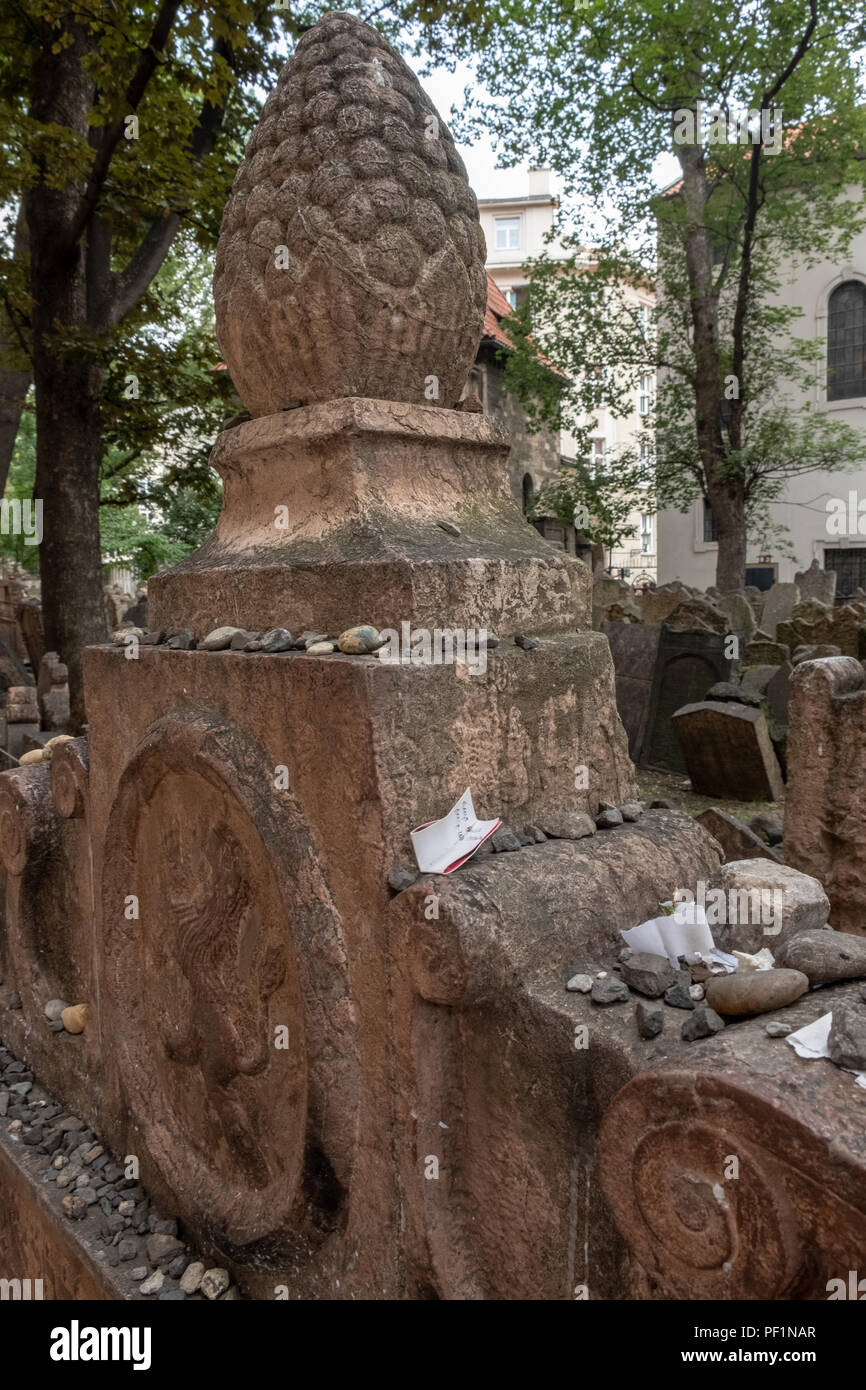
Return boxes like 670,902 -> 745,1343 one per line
479,172 -> 658,583
658,200 -> 866,598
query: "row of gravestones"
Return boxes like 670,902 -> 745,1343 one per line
600,559 -> 866,803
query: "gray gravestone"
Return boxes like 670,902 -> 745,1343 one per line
673,700 -> 785,801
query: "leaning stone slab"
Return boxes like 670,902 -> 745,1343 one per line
760,582 -> 800,639
716,591 -> 756,643
695,808 -> 783,864
706,858 -> 830,954
765,661 -> 793,726
739,665 -> 778,697
743,637 -> 790,666
775,927 -> 866,986
795,559 -> 836,607
673,700 -> 784,801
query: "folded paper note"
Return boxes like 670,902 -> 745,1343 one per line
411,788 -> 501,875
622,904 -> 716,966
786,1011 -> 866,1089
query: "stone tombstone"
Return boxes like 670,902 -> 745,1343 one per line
641,625 -> 733,771
786,656 -> 866,933
743,632 -> 790,666
665,595 -> 729,634
759,581 -> 800,638
16,599 -> 44,673
602,621 -> 662,761
0,633 -> 32,694
673,700 -> 785,801
715,591 -> 755,644
795,558 -> 836,607
766,660 -> 793,727
695,807 -> 783,864
640,584 -> 694,627
37,651 -> 70,731
4,684 -> 39,759
739,664 -> 778,697
592,568 -> 632,629
778,604 -> 866,660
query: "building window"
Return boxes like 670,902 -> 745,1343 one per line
703,497 -> 720,543
589,437 -> 605,478
495,217 -> 520,250
522,473 -> 535,512
827,281 -> 866,401
637,304 -> 652,338
640,513 -> 654,554
824,547 -> 866,602
638,374 -> 654,415
504,288 -> 517,309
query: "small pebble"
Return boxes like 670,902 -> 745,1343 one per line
681,1003 -> 726,1041
387,867 -> 417,894
591,977 -> 630,1006
180,1261 -> 205,1295
305,641 -> 335,656
165,629 -> 196,650
246,627 -> 293,653
139,1270 -> 165,1296
60,1003 -> 88,1035
514,634 -> 538,651
199,626 -> 244,651
491,826 -> 521,853
44,999 -> 68,1022
765,1021 -> 792,1038
566,974 -> 593,994
201,1267 -> 231,1300
337,625 -> 386,655
635,999 -> 663,1039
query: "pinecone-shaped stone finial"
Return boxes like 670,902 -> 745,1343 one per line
214,11 -> 488,417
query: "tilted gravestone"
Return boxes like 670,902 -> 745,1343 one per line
795,558 -> 836,607
642,626 -> 733,771
695,807 -> 783,863
760,581 -> 800,638
602,621 -> 662,761
673,700 -> 785,801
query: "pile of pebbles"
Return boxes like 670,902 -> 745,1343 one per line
387,801 -> 645,893
112,624 -> 546,659
0,1042 -> 239,1300
568,949 -> 728,1043
566,920 -> 866,1059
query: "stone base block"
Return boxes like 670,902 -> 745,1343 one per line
150,399 -> 590,638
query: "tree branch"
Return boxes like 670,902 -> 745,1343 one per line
65,0 -> 182,251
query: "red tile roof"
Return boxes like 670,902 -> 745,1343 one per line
482,273 -> 518,351
482,273 -> 562,374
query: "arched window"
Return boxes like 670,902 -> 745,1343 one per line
828,280 -> 866,401
522,473 -> 535,512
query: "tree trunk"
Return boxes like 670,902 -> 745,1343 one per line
32,348 -> 107,729
28,20 -> 105,728
0,203 -> 33,497
708,481 -> 747,592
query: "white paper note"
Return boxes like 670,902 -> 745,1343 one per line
410,788 -> 501,875
621,905 -> 715,966
786,1012 -> 866,1089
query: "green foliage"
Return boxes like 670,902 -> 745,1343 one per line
416,0 -> 866,582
